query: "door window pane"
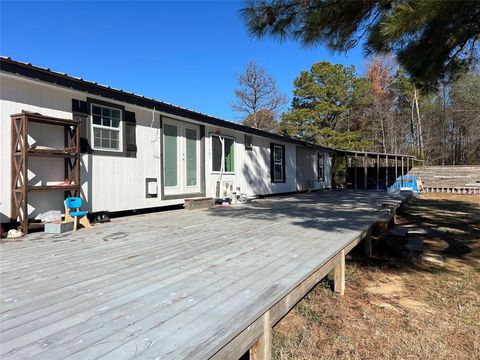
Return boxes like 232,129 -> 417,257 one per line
164,124 -> 178,187
186,128 -> 197,186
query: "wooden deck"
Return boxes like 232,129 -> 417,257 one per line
0,191 -> 409,360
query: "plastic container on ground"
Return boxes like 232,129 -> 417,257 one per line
39,210 -> 62,223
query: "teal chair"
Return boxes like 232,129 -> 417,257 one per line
64,197 -> 92,231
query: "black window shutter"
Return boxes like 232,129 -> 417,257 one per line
72,99 -> 91,153
270,143 -> 275,183
124,110 -> 137,158
281,144 -> 286,183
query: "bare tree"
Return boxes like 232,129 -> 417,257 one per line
232,62 -> 287,131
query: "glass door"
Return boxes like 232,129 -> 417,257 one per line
163,119 -> 181,196
163,119 -> 201,196
184,125 -> 200,194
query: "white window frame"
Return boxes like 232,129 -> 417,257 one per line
273,144 -> 284,182
211,134 -> 235,174
90,103 -> 123,152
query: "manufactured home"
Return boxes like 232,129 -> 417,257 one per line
0,57 -> 333,232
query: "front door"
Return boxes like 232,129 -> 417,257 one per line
163,118 -> 201,196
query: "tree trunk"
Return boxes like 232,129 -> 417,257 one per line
413,85 -> 424,158
410,96 -> 417,153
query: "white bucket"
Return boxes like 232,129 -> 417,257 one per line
387,187 -> 400,196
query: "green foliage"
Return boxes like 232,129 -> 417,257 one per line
279,61 -> 371,151
314,128 -> 370,151
241,0 -> 480,89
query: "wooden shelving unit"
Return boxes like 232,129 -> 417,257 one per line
11,112 -> 81,235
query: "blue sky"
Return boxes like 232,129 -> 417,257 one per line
0,1 -> 365,121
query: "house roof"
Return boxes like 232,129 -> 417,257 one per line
338,149 -> 418,159
0,56 -> 334,153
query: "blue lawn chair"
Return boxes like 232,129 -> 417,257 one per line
64,197 -> 92,231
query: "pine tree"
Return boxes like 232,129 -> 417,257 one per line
241,0 -> 480,89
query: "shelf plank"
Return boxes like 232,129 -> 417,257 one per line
27,185 -> 79,192
11,113 -> 81,127
24,148 -> 79,158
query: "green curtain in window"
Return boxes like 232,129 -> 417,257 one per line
224,138 -> 234,172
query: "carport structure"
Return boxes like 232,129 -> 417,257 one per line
336,150 -> 421,190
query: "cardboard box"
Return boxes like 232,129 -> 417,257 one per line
44,221 -> 74,234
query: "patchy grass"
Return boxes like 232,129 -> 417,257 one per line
272,194 -> 480,360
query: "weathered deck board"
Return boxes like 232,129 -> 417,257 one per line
0,191 -> 408,359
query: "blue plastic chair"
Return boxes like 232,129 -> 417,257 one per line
65,197 -> 92,231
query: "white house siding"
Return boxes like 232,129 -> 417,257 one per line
1,75 -> 76,222
204,125 -> 297,197
295,146 -> 333,191
1,72 -> 331,223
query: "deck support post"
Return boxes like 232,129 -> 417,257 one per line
249,311 -> 272,360
364,154 -> 368,190
334,249 -> 345,295
364,230 -> 373,258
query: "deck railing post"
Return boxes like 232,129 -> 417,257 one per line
334,249 -> 345,295
249,311 -> 272,360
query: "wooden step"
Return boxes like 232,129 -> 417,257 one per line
184,197 -> 214,210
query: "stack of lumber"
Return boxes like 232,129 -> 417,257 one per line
409,166 -> 480,194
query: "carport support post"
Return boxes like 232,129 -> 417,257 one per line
385,155 -> 389,189
376,154 -> 380,190
401,157 -> 404,187
395,156 -> 398,181
249,311 -> 272,360
334,249 -> 345,295
407,157 -> 410,173
364,154 -> 368,190
344,151 -> 348,188
354,152 -> 358,189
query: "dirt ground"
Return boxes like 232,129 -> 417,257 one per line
273,193 -> 480,360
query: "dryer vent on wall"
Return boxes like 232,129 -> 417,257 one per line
146,178 -> 158,198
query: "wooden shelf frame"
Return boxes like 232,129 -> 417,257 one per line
11,112 -> 81,235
